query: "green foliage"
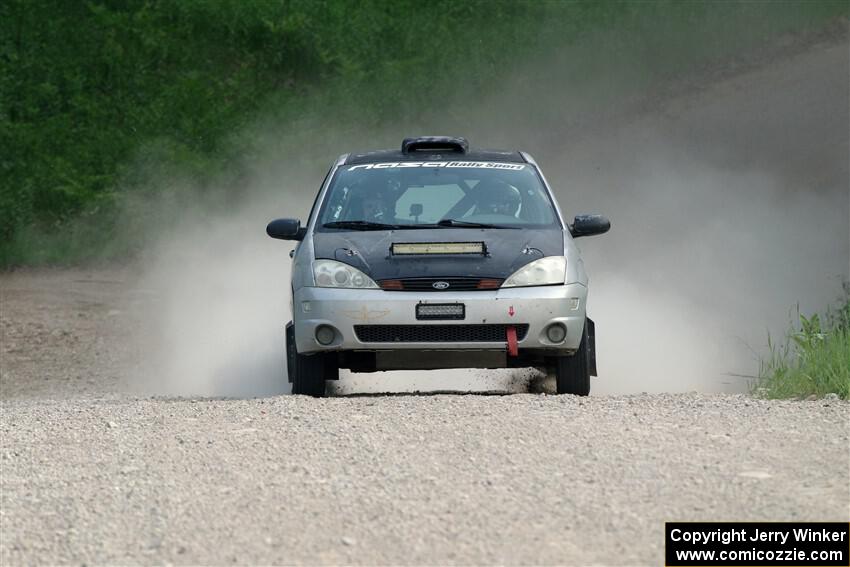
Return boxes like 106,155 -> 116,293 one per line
1,0 -> 847,265
756,284 -> 850,400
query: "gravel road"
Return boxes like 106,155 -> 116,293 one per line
2,393 -> 848,565
1,269 -> 849,565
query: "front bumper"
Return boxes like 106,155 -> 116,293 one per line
292,283 -> 587,355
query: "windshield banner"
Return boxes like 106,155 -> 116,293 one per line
348,161 -> 525,171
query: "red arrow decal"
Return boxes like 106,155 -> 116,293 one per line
508,306 -> 515,317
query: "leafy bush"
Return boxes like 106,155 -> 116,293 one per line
756,284 -> 850,400
1,0 -> 847,265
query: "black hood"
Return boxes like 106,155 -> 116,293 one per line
312,228 -> 564,280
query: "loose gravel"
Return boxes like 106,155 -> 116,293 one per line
1,393 -> 848,565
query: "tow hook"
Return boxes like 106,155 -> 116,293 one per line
506,326 -> 518,357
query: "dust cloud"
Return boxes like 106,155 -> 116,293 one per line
542,39 -> 850,393
130,30 -> 849,397
131,205 -> 290,397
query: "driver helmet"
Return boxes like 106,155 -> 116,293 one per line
355,187 -> 391,222
474,180 -> 522,216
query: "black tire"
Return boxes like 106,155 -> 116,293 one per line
287,323 -> 327,397
292,349 -> 327,397
554,322 -> 591,396
285,322 -> 296,383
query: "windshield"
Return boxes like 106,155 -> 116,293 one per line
316,161 -> 560,230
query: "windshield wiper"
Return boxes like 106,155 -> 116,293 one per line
436,219 -> 519,229
323,220 -> 402,231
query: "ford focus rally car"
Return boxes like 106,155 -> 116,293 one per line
267,136 -> 610,397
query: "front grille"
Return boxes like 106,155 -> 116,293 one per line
379,277 -> 503,291
354,324 -> 529,343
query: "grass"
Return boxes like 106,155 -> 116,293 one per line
755,283 -> 850,400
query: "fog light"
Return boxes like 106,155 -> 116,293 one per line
315,325 -> 336,345
546,323 -> 567,343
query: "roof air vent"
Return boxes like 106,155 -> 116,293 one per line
401,136 -> 468,154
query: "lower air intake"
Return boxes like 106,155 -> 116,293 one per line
354,324 -> 529,343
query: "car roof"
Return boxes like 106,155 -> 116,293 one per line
342,136 -> 527,165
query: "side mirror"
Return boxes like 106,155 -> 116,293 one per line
570,215 -> 610,238
266,218 -> 305,241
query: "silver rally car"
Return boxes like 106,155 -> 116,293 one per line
267,136 -> 610,396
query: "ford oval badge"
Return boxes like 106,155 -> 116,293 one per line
432,281 -> 450,290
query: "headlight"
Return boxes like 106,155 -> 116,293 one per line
312,260 -> 379,289
502,256 -> 566,288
